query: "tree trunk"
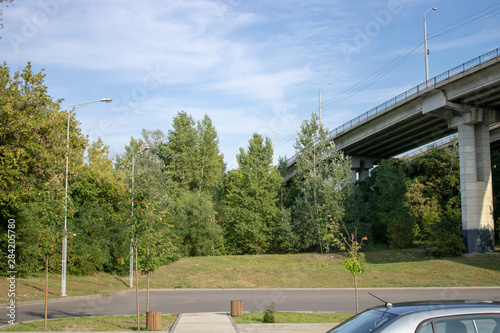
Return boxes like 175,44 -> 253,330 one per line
354,274 -> 359,313
147,273 -> 150,312
44,254 -> 48,330
135,244 -> 140,331
198,158 -> 205,196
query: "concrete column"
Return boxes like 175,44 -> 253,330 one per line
350,170 -> 358,182
350,157 -> 375,182
359,168 -> 371,182
457,121 -> 495,253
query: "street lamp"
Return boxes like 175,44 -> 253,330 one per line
424,7 -> 437,88
130,146 -> 150,288
62,98 -> 112,297
319,82 -> 330,125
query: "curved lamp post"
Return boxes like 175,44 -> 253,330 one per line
424,7 -> 437,88
130,146 -> 150,288
62,98 -> 112,297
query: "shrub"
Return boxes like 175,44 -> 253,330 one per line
263,302 -> 276,323
428,214 -> 465,257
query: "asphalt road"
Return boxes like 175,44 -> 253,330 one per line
2,287 -> 500,325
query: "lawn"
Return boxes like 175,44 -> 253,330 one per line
0,315 -> 177,331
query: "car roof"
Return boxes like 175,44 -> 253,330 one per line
369,300 -> 500,317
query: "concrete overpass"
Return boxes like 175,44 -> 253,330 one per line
287,47 -> 500,253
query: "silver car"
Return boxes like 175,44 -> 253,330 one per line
326,301 -> 500,333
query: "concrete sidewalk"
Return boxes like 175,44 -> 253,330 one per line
169,312 -> 337,333
169,312 -> 239,333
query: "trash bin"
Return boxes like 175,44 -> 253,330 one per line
231,300 -> 243,317
146,311 -> 161,331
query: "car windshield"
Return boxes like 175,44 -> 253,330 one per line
327,309 -> 398,333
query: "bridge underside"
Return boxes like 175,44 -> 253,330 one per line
289,55 -> 500,253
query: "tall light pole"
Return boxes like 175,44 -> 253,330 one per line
424,7 -> 437,88
130,146 -> 150,288
319,82 -> 330,125
62,98 -> 112,297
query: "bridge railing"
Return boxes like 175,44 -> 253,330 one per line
286,47 -> 500,166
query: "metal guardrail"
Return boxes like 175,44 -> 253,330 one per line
286,47 -> 500,166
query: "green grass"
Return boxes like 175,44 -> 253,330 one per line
0,314 -> 178,331
233,312 -> 354,324
2,249 -> 500,303
0,312 -> 351,331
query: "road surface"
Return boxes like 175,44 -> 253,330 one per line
2,287 -> 500,325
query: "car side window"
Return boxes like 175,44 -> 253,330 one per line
474,318 -> 500,333
416,316 -> 500,333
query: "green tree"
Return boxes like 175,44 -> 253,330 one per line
405,140 -> 460,210
326,218 -> 368,313
161,111 -> 198,194
374,159 -> 416,248
69,138 -> 129,274
344,177 -> 377,245
406,179 -> 441,240
141,129 -> 167,155
135,195 -> 178,311
17,177 -> 67,328
221,134 -> 282,254
293,112 -> 351,253
17,178 -> 67,274
0,63 -> 86,218
175,191 -> 223,256
126,143 -> 177,327
194,115 -> 225,196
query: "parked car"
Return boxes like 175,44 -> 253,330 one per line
326,301 -> 500,333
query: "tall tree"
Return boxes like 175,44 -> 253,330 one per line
141,129 -> 167,157
135,191 -> 178,312
0,63 -> 86,218
175,191 -> 223,256
194,115 -> 225,196
161,111 -> 198,194
126,143 -> 177,327
222,133 -> 282,254
293,112 -> 352,253
69,138 -> 129,274
17,177 -> 66,328
374,159 -> 416,249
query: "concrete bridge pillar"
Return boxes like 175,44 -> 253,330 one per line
450,110 -> 496,253
350,157 -> 375,182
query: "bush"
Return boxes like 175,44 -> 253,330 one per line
428,214 -> 465,257
263,302 -> 276,323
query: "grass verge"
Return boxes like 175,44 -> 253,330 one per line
0,313 -> 351,331
233,312 -> 354,324
0,314 -> 178,331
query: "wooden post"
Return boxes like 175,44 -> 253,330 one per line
146,311 -> 162,331
44,254 -> 48,330
231,300 -> 243,317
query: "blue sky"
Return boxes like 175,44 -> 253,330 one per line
2,0 -> 500,169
